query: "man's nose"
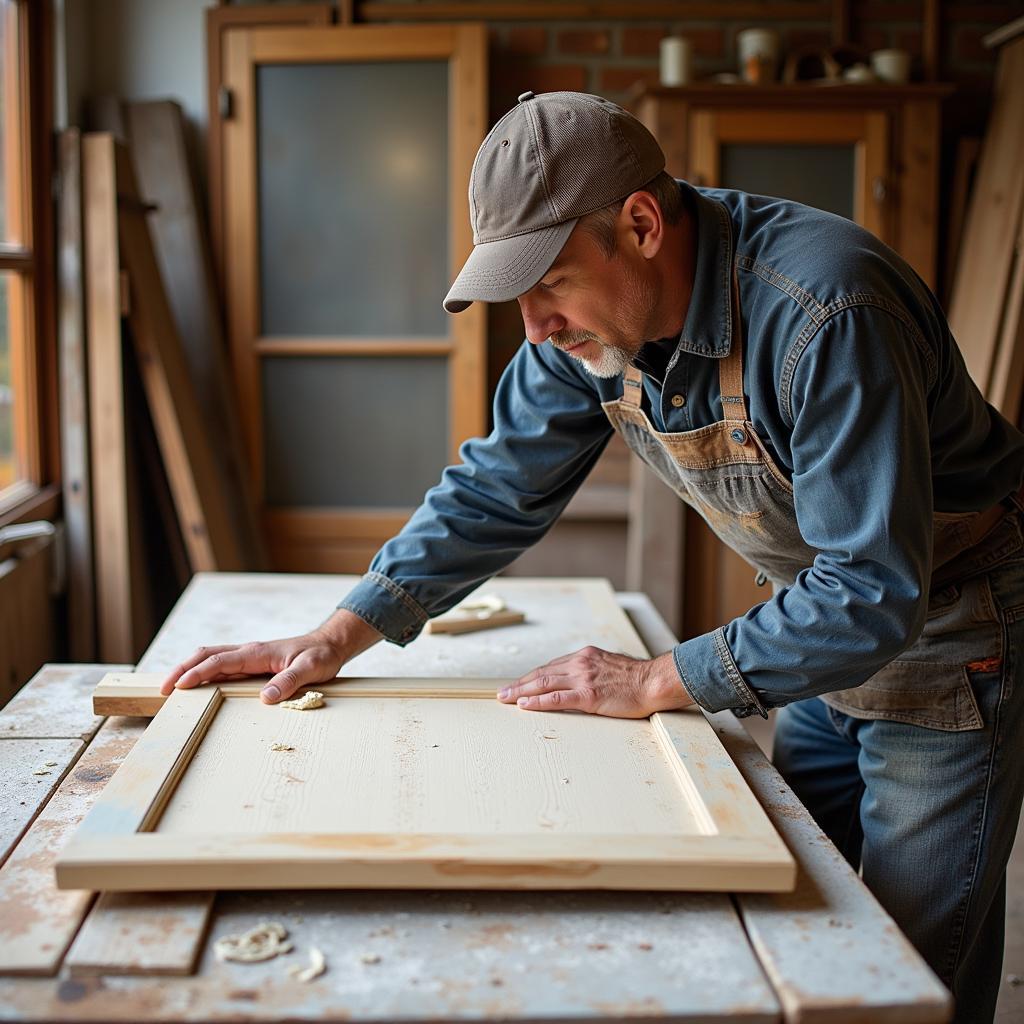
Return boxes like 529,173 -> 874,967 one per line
518,297 -> 566,346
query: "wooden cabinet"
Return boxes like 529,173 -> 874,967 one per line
634,84 -> 951,639
636,83 -> 950,291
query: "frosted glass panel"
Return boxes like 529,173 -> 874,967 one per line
258,62 -> 449,337
720,144 -> 854,220
263,357 -> 448,507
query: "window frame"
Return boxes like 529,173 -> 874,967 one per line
0,0 -> 57,528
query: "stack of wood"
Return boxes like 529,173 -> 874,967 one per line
60,101 -> 266,664
948,17 -> 1024,426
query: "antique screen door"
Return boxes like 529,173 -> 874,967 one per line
222,25 -> 487,571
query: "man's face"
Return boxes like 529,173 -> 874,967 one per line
516,223 -> 660,379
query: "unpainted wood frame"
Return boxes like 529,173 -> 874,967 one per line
688,107 -> 891,245
205,4 -> 333,299
61,675 -> 795,894
221,23 -> 487,557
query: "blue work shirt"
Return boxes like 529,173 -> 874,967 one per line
339,181 -> 1024,717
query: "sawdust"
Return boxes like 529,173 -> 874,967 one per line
214,921 -> 293,962
279,691 -> 325,711
270,743 -> 295,752
288,947 -> 326,983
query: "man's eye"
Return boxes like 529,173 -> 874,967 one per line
541,278 -> 563,290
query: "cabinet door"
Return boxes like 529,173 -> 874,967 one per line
222,25 -> 487,571
688,108 -> 890,243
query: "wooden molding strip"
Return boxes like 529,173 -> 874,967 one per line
360,2 -> 831,20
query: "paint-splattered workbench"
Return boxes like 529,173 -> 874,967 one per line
0,574 -> 951,1022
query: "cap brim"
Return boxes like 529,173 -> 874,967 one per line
443,219 -> 577,313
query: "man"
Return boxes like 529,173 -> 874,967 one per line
164,92 -> 1024,1022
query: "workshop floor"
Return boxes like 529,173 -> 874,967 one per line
742,714 -> 1024,1022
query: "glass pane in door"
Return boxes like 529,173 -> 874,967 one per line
258,61 -> 449,337
263,356 -> 449,507
720,143 -> 855,219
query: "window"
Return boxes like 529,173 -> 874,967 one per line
0,0 -> 53,518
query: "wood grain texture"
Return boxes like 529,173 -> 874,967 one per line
0,738 -> 83,867
64,892 -> 213,977
1,663 -> 124,741
0,716 -> 147,974
948,36 -> 1024,404
62,679 -> 795,893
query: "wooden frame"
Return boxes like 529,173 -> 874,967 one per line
221,23 -> 487,569
0,0 -> 57,521
688,107 -> 890,247
60,674 -> 795,894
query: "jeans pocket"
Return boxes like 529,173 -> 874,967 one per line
820,576 -> 1000,732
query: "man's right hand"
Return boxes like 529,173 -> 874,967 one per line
159,609 -> 383,704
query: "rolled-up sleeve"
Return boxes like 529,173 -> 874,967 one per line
338,340 -> 613,645
675,304 -> 936,717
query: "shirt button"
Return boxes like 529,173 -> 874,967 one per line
670,393 -> 686,408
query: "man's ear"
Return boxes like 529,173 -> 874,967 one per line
619,190 -> 664,259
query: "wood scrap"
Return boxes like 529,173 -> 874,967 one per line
425,594 -> 526,635
279,691 -> 325,711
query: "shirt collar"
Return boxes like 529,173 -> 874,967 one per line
673,181 -> 735,359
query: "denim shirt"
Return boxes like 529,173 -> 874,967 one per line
339,181 -> 1024,717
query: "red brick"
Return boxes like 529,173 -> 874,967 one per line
491,62 -> 588,108
783,29 -> 833,53
504,27 -> 547,57
621,27 -> 669,56
599,65 -> 661,93
556,29 -> 610,55
686,28 -> 725,57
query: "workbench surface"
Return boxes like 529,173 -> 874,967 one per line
0,574 -> 951,1022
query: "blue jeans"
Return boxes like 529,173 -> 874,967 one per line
773,554 -> 1024,1024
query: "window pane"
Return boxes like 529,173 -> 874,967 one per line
263,356 -> 449,507
720,143 -> 855,220
257,61 -> 449,338
0,272 -> 16,489
0,0 -> 24,245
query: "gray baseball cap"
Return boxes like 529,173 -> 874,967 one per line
443,90 -> 666,314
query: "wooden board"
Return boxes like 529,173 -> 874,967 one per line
57,128 -> 96,662
64,891 -> 213,977
118,99 -> 266,570
2,663 -> 124,741
948,35 -> 1024,412
61,675 -> 794,894
99,575 -> 648,714
0,738 -> 83,867
0,716 -> 147,975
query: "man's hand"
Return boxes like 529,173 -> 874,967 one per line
496,646 -> 694,718
159,609 -> 382,704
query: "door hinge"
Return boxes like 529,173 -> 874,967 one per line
218,85 -> 234,120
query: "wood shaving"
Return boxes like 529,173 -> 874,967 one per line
457,593 -> 506,613
32,769 -> 52,776
360,953 -> 381,965
279,691 -> 325,711
288,946 -> 326,983
43,761 -> 58,767
270,742 -> 295,752
213,921 -> 293,962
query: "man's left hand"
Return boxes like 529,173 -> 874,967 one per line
497,647 -> 694,719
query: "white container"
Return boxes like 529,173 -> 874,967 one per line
659,36 -> 693,87
736,28 -> 780,82
870,48 -> 911,84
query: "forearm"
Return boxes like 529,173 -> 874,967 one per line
314,607 -> 384,662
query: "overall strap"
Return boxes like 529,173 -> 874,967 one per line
718,264 -> 749,423
622,363 -> 644,409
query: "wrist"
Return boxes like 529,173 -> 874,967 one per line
314,608 -> 382,661
645,651 -> 695,711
